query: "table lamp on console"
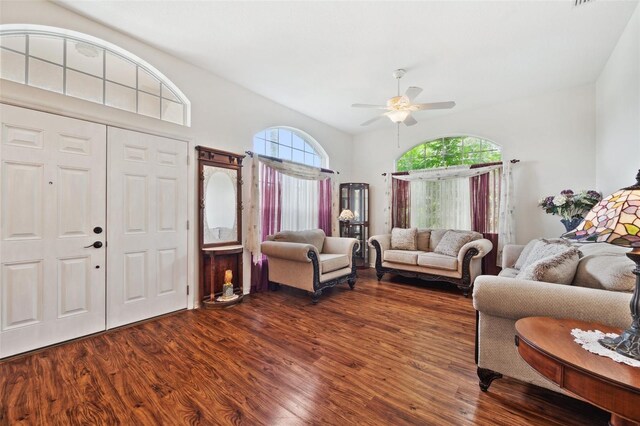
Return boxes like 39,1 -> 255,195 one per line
563,169 -> 640,361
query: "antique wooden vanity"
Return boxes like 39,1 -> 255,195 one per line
196,146 -> 245,308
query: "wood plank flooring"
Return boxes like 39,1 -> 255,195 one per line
0,269 -> 610,425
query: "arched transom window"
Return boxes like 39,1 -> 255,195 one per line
253,127 -> 328,167
0,24 -> 190,126
396,136 -> 501,171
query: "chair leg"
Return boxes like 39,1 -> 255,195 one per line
348,279 -> 355,290
477,367 -> 502,392
311,290 -> 322,304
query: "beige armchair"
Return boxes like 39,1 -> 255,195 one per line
261,229 -> 359,303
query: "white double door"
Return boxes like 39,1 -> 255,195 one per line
0,105 -> 188,358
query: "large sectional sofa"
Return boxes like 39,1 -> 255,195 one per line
473,239 -> 635,394
369,228 -> 494,296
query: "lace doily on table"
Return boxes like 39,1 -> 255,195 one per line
571,328 -> 640,368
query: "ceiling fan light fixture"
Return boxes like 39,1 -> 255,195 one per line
386,110 -> 410,123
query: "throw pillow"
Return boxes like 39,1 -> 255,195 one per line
574,252 -> 635,292
391,227 -> 418,250
429,229 -> 449,250
513,239 -> 540,270
516,247 -> 581,284
520,238 -> 575,269
416,229 -> 431,251
434,230 -> 476,257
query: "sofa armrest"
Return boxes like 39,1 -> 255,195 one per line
323,236 -> 358,256
457,238 -> 493,263
369,234 -> 391,251
502,244 -> 525,269
472,276 -> 633,328
261,241 -> 318,263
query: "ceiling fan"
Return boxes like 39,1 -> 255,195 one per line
352,69 -> 456,127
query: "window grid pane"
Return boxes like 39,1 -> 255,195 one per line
0,28 -> 189,126
397,137 -> 501,171
253,128 -> 326,167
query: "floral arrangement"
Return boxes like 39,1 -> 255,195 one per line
538,189 -> 602,220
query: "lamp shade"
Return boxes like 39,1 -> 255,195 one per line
563,172 -> 640,248
338,209 -> 355,221
386,110 -> 410,123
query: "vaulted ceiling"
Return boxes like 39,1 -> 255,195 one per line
55,0 -> 639,134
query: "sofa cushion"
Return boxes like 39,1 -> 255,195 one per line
517,247 -> 581,284
574,244 -> 635,292
434,230 -> 478,257
391,227 -> 417,250
417,252 -> 458,271
383,249 -> 424,265
416,229 -> 431,251
319,253 -> 350,274
273,229 -> 325,252
498,267 -> 520,278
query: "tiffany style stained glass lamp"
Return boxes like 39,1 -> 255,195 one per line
563,170 -> 640,360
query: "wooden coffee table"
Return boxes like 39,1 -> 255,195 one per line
515,317 -> 640,426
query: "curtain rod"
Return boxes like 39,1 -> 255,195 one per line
381,159 -> 520,176
244,151 -> 339,174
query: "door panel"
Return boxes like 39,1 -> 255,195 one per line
107,127 -> 187,328
0,104 -> 107,358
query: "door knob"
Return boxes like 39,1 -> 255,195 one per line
93,226 -> 103,234
84,241 -> 103,249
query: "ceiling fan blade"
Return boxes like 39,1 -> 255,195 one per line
413,101 -> 456,110
360,114 -> 385,126
405,86 -> 423,101
351,103 -> 389,109
403,115 -> 418,126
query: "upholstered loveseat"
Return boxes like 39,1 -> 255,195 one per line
369,228 -> 494,296
261,229 -> 359,303
473,240 -> 635,394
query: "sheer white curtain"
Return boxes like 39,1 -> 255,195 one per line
280,174 -> 319,231
410,178 -> 471,230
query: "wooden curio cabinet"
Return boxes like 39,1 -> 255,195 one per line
339,183 -> 369,268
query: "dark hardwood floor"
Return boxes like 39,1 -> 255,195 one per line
0,268 -> 609,425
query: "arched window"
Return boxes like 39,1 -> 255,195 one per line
0,24 -> 190,126
396,136 -> 501,171
252,127 -> 328,167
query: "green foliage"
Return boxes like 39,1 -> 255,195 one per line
396,136 -> 501,172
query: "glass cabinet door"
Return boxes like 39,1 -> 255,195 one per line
339,183 -> 369,268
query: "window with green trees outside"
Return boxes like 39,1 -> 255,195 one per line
396,136 -> 501,171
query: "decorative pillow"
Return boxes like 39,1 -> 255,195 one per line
516,248 -> 581,284
273,229 -> 326,252
520,238 -> 575,269
513,239 -> 540,270
391,227 -> 417,250
573,252 -> 635,292
434,230 -> 476,257
416,229 -> 431,251
429,229 -> 449,250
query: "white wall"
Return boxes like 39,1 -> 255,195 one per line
351,84 -> 597,248
0,0 -> 354,300
596,4 -> 640,195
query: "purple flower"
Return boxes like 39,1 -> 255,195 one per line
561,189 -> 574,196
586,190 -> 601,200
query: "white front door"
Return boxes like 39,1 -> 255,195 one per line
107,127 -> 188,328
0,104 -> 107,358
